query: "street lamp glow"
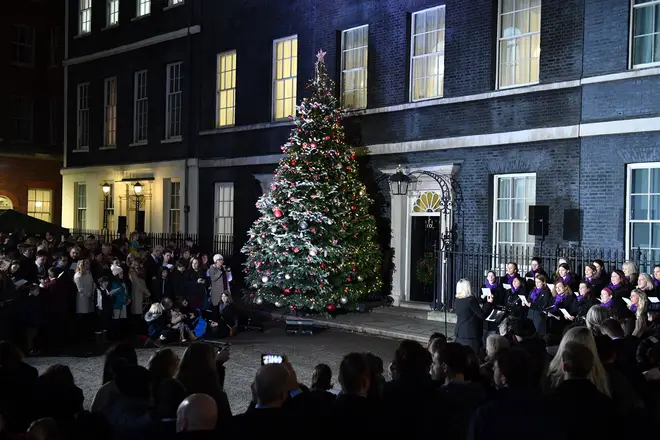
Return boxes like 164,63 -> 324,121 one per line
133,182 -> 143,196
388,165 -> 411,196
102,182 -> 111,194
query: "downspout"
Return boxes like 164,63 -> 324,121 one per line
63,0 -> 69,169
183,0 -> 194,236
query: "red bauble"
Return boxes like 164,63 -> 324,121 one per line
325,136 -> 331,140
284,288 -> 291,294
327,304 -> 336,312
291,160 -> 296,166
290,305 -> 296,311
346,278 -> 352,282
293,247 -> 299,253
351,206 -> 356,210
273,207 -> 283,218
311,143 -> 317,148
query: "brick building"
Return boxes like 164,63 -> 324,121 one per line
62,0 -> 660,307
1,0 -> 63,225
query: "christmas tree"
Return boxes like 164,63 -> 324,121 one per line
241,49 -> 383,313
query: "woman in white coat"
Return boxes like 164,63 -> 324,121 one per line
74,259 -> 95,344
129,259 -> 150,334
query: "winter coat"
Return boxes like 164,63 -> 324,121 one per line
209,266 -> 231,306
73,271 -> 95,314
144,310 -> 167,338
129,271 -> 150,315
110,280 -> 129,310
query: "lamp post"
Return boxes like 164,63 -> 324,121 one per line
133,182 -> 143,232
102,182 -> 111,240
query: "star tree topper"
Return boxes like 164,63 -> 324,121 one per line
316,49 -> 327,63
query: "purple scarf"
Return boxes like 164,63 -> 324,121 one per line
602,298 -> 613,309
511,286 -> 519,294
585,277 -> 592,284
608,282 -> 619,290
506,274 -> 516,284
577,294 -> 584,302
560,274 -> 571,284
630,304 -> 638,313
486,281 -> 498,290
530,288 -> 542,302
655,279 -> 659,287
553,294 -> 566,310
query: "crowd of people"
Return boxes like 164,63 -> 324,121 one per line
0,230 -> 237,356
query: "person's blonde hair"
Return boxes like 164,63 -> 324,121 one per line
585,305 -> 611,335
630,288 -> 648,318
547,326 -> 611,397
455,279 -> 472,299
622,261 -> 639,277
485,334 -> 509,358
637,273 -> 654,292
148,302 -> 164,315
552,280 -> 573,298
75,259 -> 88,274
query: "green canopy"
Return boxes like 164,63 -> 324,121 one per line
0,209 -> 69,236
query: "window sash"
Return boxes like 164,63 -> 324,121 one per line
165,63 -> 183,139
216,51 -> 237,127
104,78 -> 117,146
75,183 -> 87,229
341,25 -> 369,109
79,0 -> 92,34
107,0 -> 119,26
77,83 -> 90,150
631,1 -> 660,67
410,7 -> 446,101
11,97 -> 34,143
170,0 -> 184,5
272,36 -> 298,120
214,183 -> 235,236
134,71 -> 148,143
169,181 -> 181,233
137,0 -> 150,16
497,0 -> 541,89
627,164 -> 660,256
27,189 -> 53,222
12,25 -> 35,66
493,174 -> 536,249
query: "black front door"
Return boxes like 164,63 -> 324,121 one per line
409,216 -> 439,303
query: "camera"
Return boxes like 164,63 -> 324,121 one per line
261,354 -> 283,365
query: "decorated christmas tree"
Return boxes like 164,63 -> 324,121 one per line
241,49 -> 382,313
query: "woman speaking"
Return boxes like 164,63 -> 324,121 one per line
454,279 -> 492,355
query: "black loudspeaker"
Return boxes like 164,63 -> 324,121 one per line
563,209 -> 581,242
117,216 -> 127,233
136,211 -> 145,233
528,205 -> 549,236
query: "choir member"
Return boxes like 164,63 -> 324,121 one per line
521,274 -> 552,336
503,276 -> 527,320
622,261 -> 639,288
547,280 -> 578,337
575,282 -> 598,325
554,263 -> 579,292
524,257 -> 548,291
500,262 -> 519,286
609,269 -> 632,300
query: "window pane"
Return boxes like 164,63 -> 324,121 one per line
632,168 -> 649,193
512,222 -> 528,243
634,35 -> 654,66
652,223 -> 660,248
634,6 -> 655,36
498,200 -> 511,219
498,223 -> 512,243
498,177 -> 511,198
651,195 -> 660,220
632,195 -> 649,220
633,223 -> 651,248
512,198 -> 525,220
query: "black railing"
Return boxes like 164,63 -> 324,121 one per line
444,244 -> 655,310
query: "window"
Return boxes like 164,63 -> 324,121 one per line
627,164 -> 660,263
49,97 -> 59,146
75,183 -> 87,229
27,189 -> 52,222
341,25 -> 369,109
169,0 -> 183,5
103,78 -> 117,147
169,181 -> 181,233
165,62 -> 183,139
79,0 -> 92,34
49,27 -> 61,67
102,183 -> 115,231
411,7 -> 445,101
77,83 -> 90,150
133,70 -> 148,143
493,174 -> 536,253
631,0 -> 660,68
214,183 -> 234,237
11,25 -> 35,66
107,0 -> 119,26
216,51 -> 236,127
497,0 -> 541,89
11,97 -> 34,142
272,36 -> 298,120
137,0 -> 150,16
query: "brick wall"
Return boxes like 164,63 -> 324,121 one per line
582,0 -> 629,77
539,0 -> 585,83
0,155 -> 62,225
582,76 -> 660,123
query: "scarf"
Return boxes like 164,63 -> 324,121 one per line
506,274 -> 516,284
585,277 -> 592,284
577,294 -> 584,302
560,274 -> 571,284
553,294 -> 566,310
530,287 -> 542,302
655,279 -> 660,287
486,281 -> 498,290
511,286 -> 519,294
626,275 -> 631,280
601,298 -> 613,309
630,304 -> 638,313
608,282 -> 620,290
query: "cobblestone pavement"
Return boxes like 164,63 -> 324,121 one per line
25,325 -> 402,414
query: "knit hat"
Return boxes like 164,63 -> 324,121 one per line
111,264 -> 123,276
601,287 -> 613,296
213,254 -> 223,263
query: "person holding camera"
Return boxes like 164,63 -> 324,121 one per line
209,255 -> 231,310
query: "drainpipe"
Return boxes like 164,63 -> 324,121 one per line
63,0 -> 69,169
183,0 -> 194,237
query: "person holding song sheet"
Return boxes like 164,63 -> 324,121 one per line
553,263 -> 579,292
547,280 -> 578,337
584,264 -> 606,295
503,276 -> 527,320
520,274 -> 552,336
524,257 -> 547,291
599,287 -> 630,320
500,262 -> 519,286
609,269 -> 632,302
575,282 -> 598,324
481,271 -> 505,343
455,279 -> 491,355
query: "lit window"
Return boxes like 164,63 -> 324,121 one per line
137,0 -> 150,17
169,0 -> 183,5
214,182 -> 234,237
216,51 -> 236,127
493,174 -> 536,263
28,189 -> 52,222
272,36 -> 297,120
627,164 -> 660,266
11,25 -> 35,66
77,83 -> 90,150
411,7 -> 445,101
497,0 -> 541,88
165,62 -> 183,139
341,25 -> 368,109
104,77 -> 117,147
134,70 -> 148,143
107,0 -> 119,26
79,0 -> 92,34
75,183 -> 87,230
169,181 -> 181,233
11,97 -> 33,143
631,0 -> 660,68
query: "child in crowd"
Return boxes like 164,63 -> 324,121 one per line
160,299 -> 196,343
95,276 -> 113,343
144,302 -> 168,347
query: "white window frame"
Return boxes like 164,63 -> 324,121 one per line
11,25 -> 35,67
169,181 -> 181,233
340,25 -> 369,110
410,6 -> 446,102
137,0 -> 150,17
77,83 -> 90,151
165,62 -> 183,139
75,182 -> 87,230
11,96 -> 34,143
133,70 -> 148,144
216,51 -> 237,128
214,182 -> 235,237
79,0 -> 92,35
27,189 -> 53,223
630,0 -> 660,69
272,35 -> 298,121
492,173 -> 537,254
107,0 -> 119,27
104,77 -> 117,147
169,0 -> 184,5
625,163 -> 660,261
496,0 -> 542,90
